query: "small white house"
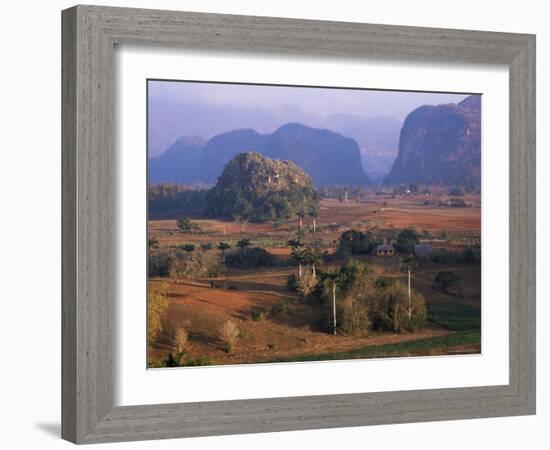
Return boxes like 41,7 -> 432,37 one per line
375,244 -> 395,257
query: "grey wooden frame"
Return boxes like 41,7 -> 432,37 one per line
61,4 -> 536,444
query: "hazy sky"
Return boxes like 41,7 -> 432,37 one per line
148,80 -> 470,121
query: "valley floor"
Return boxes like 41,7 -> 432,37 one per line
148,193 -> 482,367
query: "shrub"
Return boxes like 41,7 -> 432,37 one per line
147,283 -> 169,344
224,247 -> 275,269
433,271 -> 461,295
217,320 -> 240,353
449,187 -> 465,196
181,244 -> 195,253
270,300 -> 290,317
163,352 -> 181,367
337,293 -> 371,336
286,274 -> 299,291
430,248 -> 480,264
370,281 -> 426,333
461,248 -> 479,263
314,260 -> 372,336
185,357 -> 213,366
161,353 -> 213,367
176,216 -> 200,233
337,230 -> 379,255
173,327 -> 188,353
250,310 -> 265,321
148,252 -> 173,277
448,198 -> 468,207
296,271 -> 318,297
374,276 -> 396,288
169,250 -> 219,278
147,358 -> 164,369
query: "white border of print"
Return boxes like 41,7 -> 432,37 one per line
114,45 -> 509,407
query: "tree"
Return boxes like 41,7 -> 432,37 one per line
200,243 -> 213,251
181,244 -> 195,253
324,270 -> 343,335
176,216 -> 194,233
217,320 -> 240,353
149,184 -> 208,216
371,281 -> 426,332
449,186 -> 465,196
401,254 -> 417,320
290,247 -> 306,279
217,242 -> 231,263
288,239 -> 305,278
302,248 -> 321,279
147,283 -> 169,344
224,247 -> 275,269
236,239 -> 251,251
287,238 -> 303,249
297,211 -> 305,233
395,228 -> 419,253
307,203 -> 320,233
148,252 -> 173,277
338,230 -> 379,255
319,260 -> 371,336
173,327 -> 188,353
148,237 -> 159,253
434,271 -> 461,295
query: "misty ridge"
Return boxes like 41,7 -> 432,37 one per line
148,93 -> 481,187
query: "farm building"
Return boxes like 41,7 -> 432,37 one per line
375,244 -> 395,257
414,244 -> 432,257
451,236 -> 481,246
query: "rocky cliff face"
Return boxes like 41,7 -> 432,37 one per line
384,95 -> 481,187
206,152 -> 319,222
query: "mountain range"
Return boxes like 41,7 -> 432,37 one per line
149,123 -> 370,186
148,99 -> 402,179
149,95 -> 481,188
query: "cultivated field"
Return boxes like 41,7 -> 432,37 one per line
148,193 -> 481,367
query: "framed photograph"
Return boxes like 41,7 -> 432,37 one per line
62,5 -> 536,444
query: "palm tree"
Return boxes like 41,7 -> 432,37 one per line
402,254 -> 416,320
296,210 -> 306,234
308,203 -> 320,233
287,238 -> 304,278
303,248 -> 320,279
325,270 -> 343,335
290,247 -> 306,279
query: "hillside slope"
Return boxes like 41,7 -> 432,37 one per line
384,95 -> 481,187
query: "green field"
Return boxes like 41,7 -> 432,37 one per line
267,331 -> 481,363
427,300 -> 481,332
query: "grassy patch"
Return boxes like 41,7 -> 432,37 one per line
427,301 -> 481,332
266,331 -> 480,363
